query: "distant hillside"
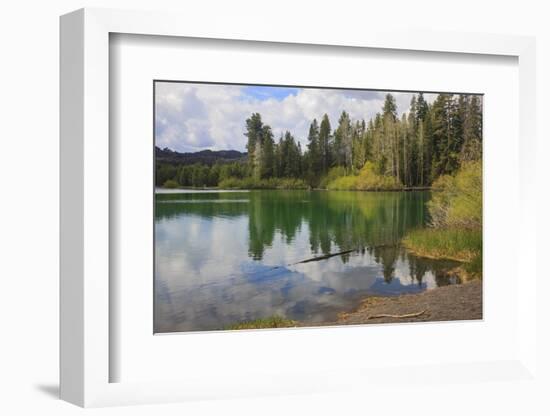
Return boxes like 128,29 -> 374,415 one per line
155,147 -> 247,166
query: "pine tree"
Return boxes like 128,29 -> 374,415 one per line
334,111 -> 353,173
415,92 -> 430,186
244,113 -> 264,177
430,94 -> 454,179
260,125 -> 275,179
352,120 -> 367,172
319,114 -> 332,174
234,92 -> 482,189
306,119 -> 322,186
382,94 -> 399,178
416,92 -> 429,122
460,95 -> 482,162
274,134 -> 284,178
400,113 -> 410,186
407,95 -> 419,186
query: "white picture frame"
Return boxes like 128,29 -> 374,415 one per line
60,7 -> 538,408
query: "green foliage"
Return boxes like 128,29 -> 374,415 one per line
162,179 -> 179,189
333,110 -> 353,172
319,166 -> 346,188
402,161 -> 483,279
156,163 -> 177,187
305,119 -> 322,187
355,162 -> 403,190
326,175 -> 358,190
464,252 -> 482,278
326,162 -> 403,191
429,160 -> 482,229
175,163 -> 219,187
319,114 -> 332,174
245,112 -> 264,176
260,128 -> 275,179
403,228 -> 481,263
225,315 -> 297,330
277,131 -> 303,178
156,93 -> 482,191
219,177 -> 308,190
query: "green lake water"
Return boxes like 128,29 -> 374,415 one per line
154,189 -> 461,333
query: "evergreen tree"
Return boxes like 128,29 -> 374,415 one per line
306,119 -> 322,186
274,134 -> 284,177
260,125 -> 275,179
244,113 -> 264,177
382,94 -> 399,178
334,111 -> 353,173
159,93 -> 483,190
416,92 -> 429,122
352,120 -> 367,172
430,94 -> 453,179
382,93 -> 398,120
460,95 -> 483,162
319,114 -> 332,174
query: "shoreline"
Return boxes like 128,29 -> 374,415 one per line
224,280 -> 483,331
333,280 -> 482,326
156,186 -> 433,192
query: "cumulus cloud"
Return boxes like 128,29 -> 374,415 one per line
155,82 -> 432,153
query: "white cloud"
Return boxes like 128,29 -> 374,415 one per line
155,82 -> 432,153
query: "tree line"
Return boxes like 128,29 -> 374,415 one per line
156,92 -> 482,189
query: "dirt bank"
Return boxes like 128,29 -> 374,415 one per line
336,280 -> 482,325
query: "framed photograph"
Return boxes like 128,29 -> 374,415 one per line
152,80 -> 483,334
60,8 -> 539,408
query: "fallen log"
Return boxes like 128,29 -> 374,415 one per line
366,309 -> 427,320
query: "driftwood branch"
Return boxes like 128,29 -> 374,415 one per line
270,243 -> 396,270
366,310 -> 427,320
292,249 -> 355,265
290,244 -> 396,266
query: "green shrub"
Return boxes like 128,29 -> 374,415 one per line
326,162 -> 403,191
326,175 -> 358,190
429,160 -> 482,229
162,179 -> 180,189
319,166 -> 347,189
355,162 -> 403,190
402,161 -> 483,279
218,177 -> 308,190
225,316 -> 297,330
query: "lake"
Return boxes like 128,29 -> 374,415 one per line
154,189 -> 461,333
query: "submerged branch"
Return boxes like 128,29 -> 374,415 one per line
292,249 -> 356,265
270,244 -> 395,270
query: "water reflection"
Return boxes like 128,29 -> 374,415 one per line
155,190 -> 461,332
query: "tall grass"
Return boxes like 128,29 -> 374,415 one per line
403,228 -> 481,263
225,316 -> 297,330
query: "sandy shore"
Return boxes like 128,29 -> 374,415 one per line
335,280 -> 482,325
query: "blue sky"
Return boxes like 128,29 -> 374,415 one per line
155,82 -> 434,153
241,86 -> 299,101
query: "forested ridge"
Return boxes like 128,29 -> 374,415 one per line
156,92 -> 482,189
155,147 -> 246,165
